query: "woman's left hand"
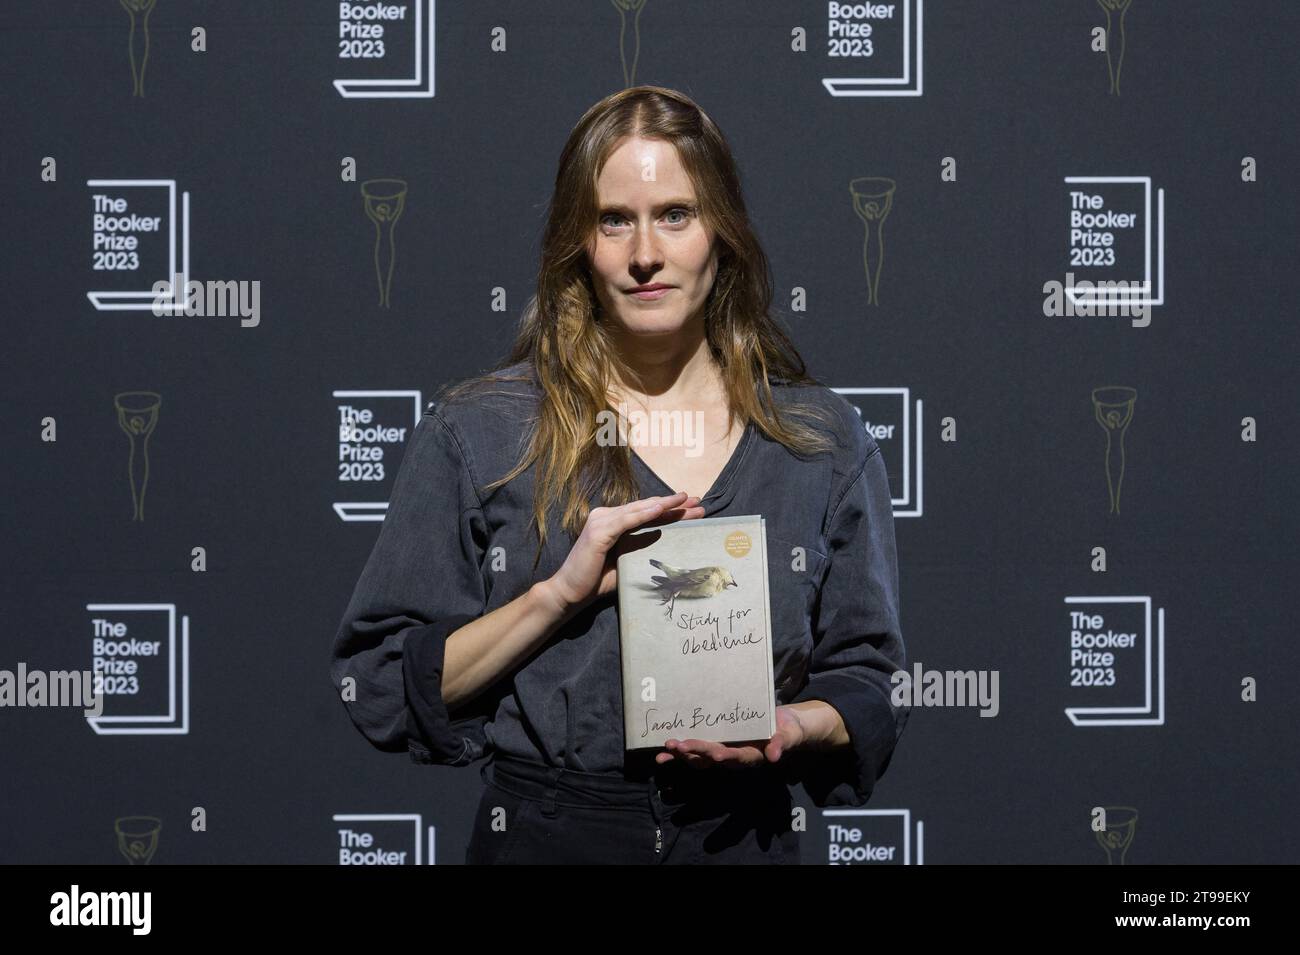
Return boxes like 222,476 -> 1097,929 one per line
654,705 -> 808,769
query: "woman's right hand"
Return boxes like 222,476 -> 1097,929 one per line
543,491 -> 704,616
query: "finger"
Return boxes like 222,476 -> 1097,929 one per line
604,496 -> 685,547
638,496 -> 705,528
639,508 -> 706,530
670,738 -> 733,764
673,738 -> 766,769
655,749 -> 707,768
663,739 -> 712,769
635,492 -> 705,514
667,737 -> 721,755
617,492 -> 686,527
647,495 -> 701,515
632,491 -> 688,511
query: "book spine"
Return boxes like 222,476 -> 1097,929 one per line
615,552 -> 635,750
759,518 -> 777,738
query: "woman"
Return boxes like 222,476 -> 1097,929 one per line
330,86 -> 909,865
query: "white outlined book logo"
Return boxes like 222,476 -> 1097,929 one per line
1063,176 -> 1166,309
333,0 -> 435,98
85,603 -> 190,736
832,387 -> 923,518
333,389 -> 422,521
821,0 -> 923,97
823,808 -> 924,865
1064,595 -> 1166,727
333,814 -> 436,864
86,180 -> 190,312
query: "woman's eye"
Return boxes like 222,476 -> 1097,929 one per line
600,208 -> 694,230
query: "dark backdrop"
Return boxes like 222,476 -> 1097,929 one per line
3,0 -> 1296,864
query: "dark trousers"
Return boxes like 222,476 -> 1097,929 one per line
465,751 -> 801,865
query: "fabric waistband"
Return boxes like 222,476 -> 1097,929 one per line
484,750 -> 790,813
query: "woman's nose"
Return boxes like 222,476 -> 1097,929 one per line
631,226 -> 663,270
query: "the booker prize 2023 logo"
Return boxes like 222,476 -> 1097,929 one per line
86,604 -> 190,735
334,814 -> 436,864
88,180 -> 188,312
332,391 -> 423,521
87,180 -> 259,326
817,1 -> 924,97
1044,176 -> 1167,327
823,808 -> 924,865
832,387 -> 923,518
334,0 -> 435,98
1063,595 -> 1166,727
598,2 -> 923,96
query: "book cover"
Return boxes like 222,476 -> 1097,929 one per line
616,514 -> 776,750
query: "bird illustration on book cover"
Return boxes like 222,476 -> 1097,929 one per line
646,558 -> 738,618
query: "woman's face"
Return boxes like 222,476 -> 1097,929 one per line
586,136 -> 718,337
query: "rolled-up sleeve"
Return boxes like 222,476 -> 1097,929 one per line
785,440 -> 910,808
329,407 -> 492,767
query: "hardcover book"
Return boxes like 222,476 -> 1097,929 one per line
616,514 -> 777,750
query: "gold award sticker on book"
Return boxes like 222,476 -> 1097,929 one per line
724,530 -> 752,558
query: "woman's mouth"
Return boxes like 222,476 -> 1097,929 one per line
627,285 -> 673,300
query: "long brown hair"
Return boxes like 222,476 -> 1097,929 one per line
434,85 -> 839,575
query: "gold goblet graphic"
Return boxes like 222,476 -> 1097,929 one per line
114,391 -> 161,522
610,0 -> 649,88
1094,806 -> 1137,864
1096,0 -> 1134,96
1092,386 -> 1136,515
361,179 -> 408,309
850,177 -> 896,307
118,0 -> 158,98
115,815 -> 161,865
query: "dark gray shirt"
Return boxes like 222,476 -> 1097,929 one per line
330,363 -> 910,807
